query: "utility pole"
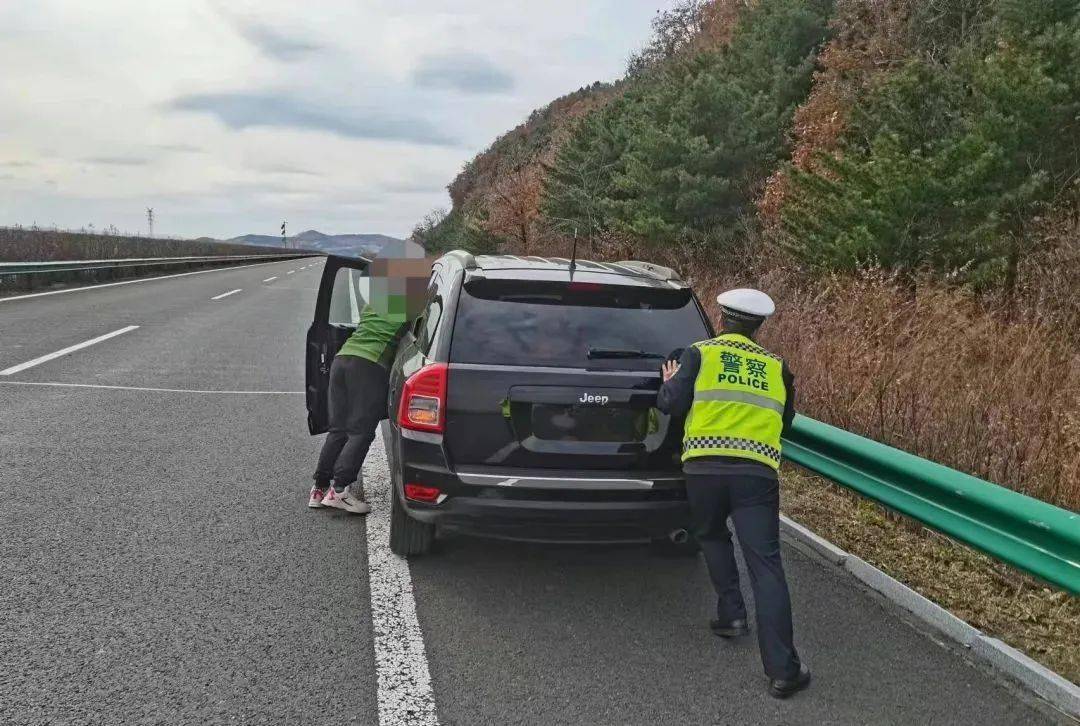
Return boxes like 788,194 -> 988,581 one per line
281,220 -> 287,248
146,208 -> 154,238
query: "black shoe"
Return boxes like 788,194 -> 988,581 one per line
709,618 -> 749,638
768,664 -> 811,699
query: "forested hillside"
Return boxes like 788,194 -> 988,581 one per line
416,0 -> 1080,677
418,0 -> 1080,511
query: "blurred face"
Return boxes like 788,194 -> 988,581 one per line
368,257 -> 432,320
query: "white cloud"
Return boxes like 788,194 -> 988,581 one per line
0,0 -> 663,238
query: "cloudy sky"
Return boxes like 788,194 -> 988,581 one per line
0,1 -> 666,239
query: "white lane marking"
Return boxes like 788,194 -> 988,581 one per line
0,260 -> 285,303
0,325 -> 140,376
287,270 -> 296,275
0,380 -> 302,394
263,276 -> 278,282
366,428 -> 439,726
210,288 -> 242,300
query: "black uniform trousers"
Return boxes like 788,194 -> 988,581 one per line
313,355 -> 389,489
685,471 -> 801,680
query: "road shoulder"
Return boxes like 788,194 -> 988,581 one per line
781,469 -> 1080,722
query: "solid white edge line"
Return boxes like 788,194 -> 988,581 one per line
263,276 -> 278,282
367,425 -> 440,725
0,380 -> 303,395
0,260 -> 286,303
0,325 -> 140,376
210,288 -> 242,300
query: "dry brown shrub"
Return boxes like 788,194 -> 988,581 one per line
697,0 -> 759,50
760,270 -> 1080,511
1015,207 -> 1080,338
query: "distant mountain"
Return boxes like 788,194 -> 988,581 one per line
225,230 -> 402,256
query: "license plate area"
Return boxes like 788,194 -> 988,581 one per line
507,385 -> 666,455
530,403 -> 648,443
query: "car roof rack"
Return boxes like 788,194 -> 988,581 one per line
445,249 -> 478,270
614,260 -> 683,282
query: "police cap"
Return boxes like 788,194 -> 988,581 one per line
716,288 -> 775,321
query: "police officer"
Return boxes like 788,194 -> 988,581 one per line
658,288 -> 810,698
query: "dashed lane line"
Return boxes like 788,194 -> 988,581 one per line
287,270 -> 296,275
0,325 -> 140,376
0,380 -> 303,394
210,289 -> 242,300
0,260 -> 285,303
263,276 -> 279,282
366,427 -> 440,726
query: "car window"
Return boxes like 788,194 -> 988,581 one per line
449,283 -> 709,371
417,280 -> 443,354
327,266 -> 369,327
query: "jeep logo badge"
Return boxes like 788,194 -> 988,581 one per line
578,392 -> 609,405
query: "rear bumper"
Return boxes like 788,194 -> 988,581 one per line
409,496 -> 692,544
399,461 -> 691,544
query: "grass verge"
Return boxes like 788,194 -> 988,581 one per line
780,467 -> 1079,685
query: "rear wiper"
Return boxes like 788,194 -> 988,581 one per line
587,347 -> 666,360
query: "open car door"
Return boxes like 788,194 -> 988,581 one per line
306,255 -> 370,435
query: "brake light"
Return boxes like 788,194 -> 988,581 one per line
398,362 -> 448,433
404,483 -> 442,503
567,281 -> 603,291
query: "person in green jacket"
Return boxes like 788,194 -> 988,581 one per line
310,248 -> 430,514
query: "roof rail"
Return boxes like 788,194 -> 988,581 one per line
445,249 -> 478,270
615,260 -> 683,282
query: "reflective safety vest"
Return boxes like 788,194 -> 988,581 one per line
682,333 -> 786,470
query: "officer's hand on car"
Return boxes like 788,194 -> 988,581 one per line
662,360 -> 681,382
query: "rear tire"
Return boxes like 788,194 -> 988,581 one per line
389,484 -> 435,557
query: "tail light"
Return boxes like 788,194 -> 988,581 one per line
398,362 -> 448,433
404,483 -> 442,503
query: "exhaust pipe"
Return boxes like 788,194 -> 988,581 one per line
669,528 -> 690,544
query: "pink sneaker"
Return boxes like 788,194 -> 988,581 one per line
321,485 -> 371,515
308,485 -> 327,509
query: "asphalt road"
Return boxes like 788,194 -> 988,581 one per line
0,260 -> 1064,725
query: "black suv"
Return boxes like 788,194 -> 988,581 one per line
306,251 -> 714,556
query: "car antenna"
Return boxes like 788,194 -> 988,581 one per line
569,226 -> 578,278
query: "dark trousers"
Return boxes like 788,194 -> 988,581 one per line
685,472 -> 801,680
314,356 -> 389,490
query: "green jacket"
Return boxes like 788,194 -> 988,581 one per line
337,303 -> 408,369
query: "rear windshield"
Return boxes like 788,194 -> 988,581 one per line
449,280 -> 711,370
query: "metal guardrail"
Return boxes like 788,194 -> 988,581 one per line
0,253 -> 314,276
782,415 -> 1080,594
